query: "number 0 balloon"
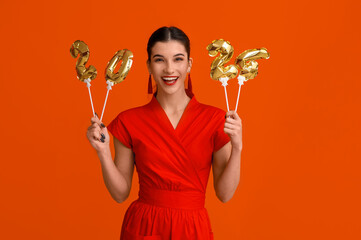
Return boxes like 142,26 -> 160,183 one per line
100,49 -> 134,122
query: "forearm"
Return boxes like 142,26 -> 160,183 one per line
97,149 -> 130,203
214,146 -> 241,203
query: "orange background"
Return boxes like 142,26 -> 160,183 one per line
1,0 -> 361,239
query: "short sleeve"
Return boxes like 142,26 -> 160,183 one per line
213,112 -> 231,152
107,113 -> 132,149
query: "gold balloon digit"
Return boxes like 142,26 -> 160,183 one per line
70,40 -> 97,81
207,39 -> 238,80
105,49 -> 133,84
234,48 -> 270,81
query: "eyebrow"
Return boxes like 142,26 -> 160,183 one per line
152,53 -> 185,58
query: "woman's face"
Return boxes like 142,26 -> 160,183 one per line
147,40 -> 192,95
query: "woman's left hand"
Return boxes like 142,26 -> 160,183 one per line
224,111 -> 243,151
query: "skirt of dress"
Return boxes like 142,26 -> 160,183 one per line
120,188 -> 214,240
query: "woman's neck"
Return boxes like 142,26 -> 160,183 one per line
156,89 -> 191,114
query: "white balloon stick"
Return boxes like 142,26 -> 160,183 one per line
100,80 -> 114,122
235,75 -> 246,112
84,78 -> 95,117
219,77 -> 230,112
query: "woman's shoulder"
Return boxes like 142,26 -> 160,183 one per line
195,99 -> 227,117
111,101 -> 151,121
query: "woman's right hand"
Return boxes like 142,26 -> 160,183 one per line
86,113 -> 110,153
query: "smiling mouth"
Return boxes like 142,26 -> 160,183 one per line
161,76 -> 179,86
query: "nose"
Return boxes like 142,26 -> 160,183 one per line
164,60 -> 174,74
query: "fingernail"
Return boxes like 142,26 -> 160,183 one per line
101,133 -> 105,139
95,112 -> 99,118
100,123 -> 105,128
100,138 -> 105,143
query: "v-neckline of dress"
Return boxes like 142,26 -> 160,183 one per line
150,92 -> 196,132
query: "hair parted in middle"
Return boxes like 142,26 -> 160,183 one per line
147,26 -> 190,61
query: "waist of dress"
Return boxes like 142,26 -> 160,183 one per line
138,187 -> 205,210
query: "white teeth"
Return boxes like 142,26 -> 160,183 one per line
162,77 -> 178,81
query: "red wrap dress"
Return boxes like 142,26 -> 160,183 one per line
107,92 -> 230,240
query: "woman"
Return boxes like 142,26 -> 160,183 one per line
87,26 -> 242,239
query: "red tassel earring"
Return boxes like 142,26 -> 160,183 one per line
148,74 -> 153,94
187,73 -> 192,93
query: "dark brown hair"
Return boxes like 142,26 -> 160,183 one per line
147,26 -> 190,61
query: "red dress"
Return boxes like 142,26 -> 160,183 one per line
107,92 -> 230,240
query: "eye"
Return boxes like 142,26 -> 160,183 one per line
175,57 -> 184,61
154,58 -> 163,62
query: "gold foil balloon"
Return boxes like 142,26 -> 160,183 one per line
207,39 -> 238,80
234,48 -> 270,81
100,49 -> 134,122
70,40 -> 97,81
105,49 -> 133,84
